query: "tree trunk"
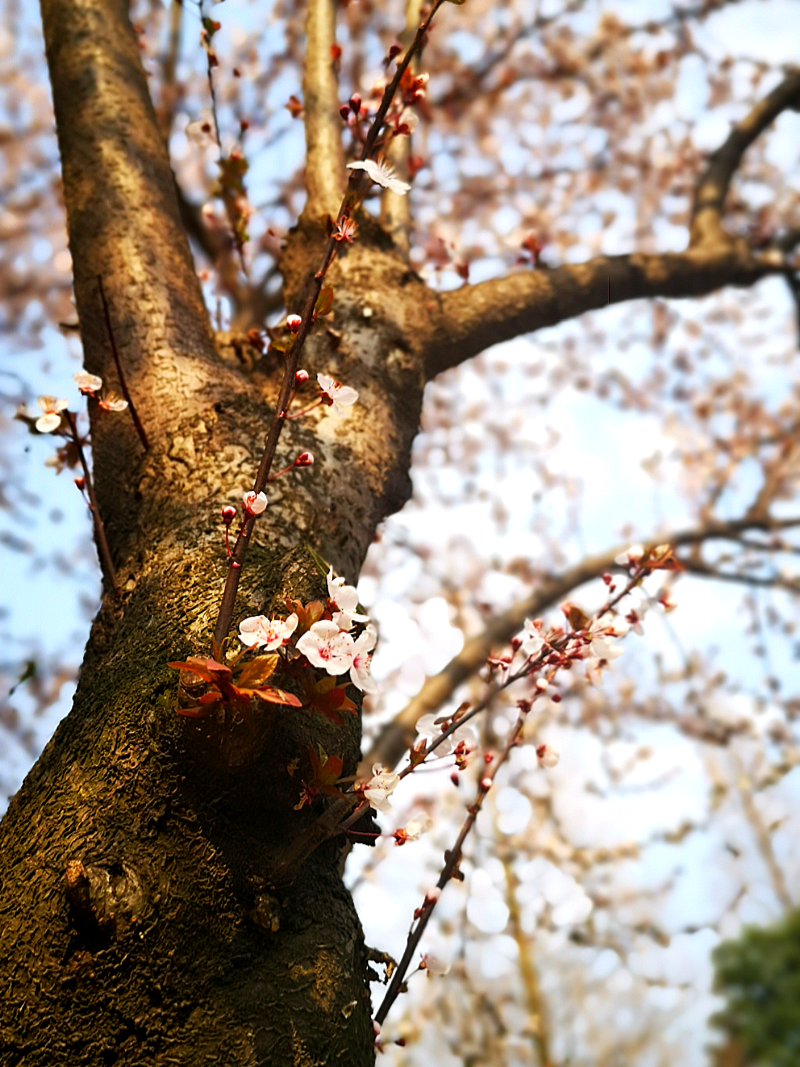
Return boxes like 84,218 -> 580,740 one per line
0,1 -> 433,1063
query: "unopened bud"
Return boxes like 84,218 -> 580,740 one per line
481,777 -> 493,791
295,368 -> 309,383
286,314 -> 302,332
221,505 -> 237,525
295,451 -> 314,467
339,104 -> 351,122
349,93 -> 361,113
74,476 -> 86,491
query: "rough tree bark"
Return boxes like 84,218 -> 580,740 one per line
1,1 -> 797,1064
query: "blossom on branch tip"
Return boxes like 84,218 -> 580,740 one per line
296,620 -> 354,675
35,396 -> 68,433
332,216 -> 358,244
286,314 -> 302,332
421,952 -> 450,976
347,159 -> 411,196
393,813 -> 431,845
238,612 -> 299,650
242,490 -> 268,515
73,371 -> 103,395
317,373 -> 358,415
363,764 -> 400,812
98,392 -> 128,413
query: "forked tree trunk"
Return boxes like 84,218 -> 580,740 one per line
0,1 -> 435,1063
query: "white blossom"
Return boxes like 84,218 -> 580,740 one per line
614,544 -> 645,568
35,396 -> 68,433
347,159 -> 411,196
242,490 -> 268,515
317,373 -> 359,416
521,617 -> 544,657
350,626 -> 377,693
238,613 -> 298,650
536,743 -> 560,769
421,952 -> 451,977
363,764 -> 400,812
327,567 -> 369,630
296,620 -> 354,675
73,371 -> 103,395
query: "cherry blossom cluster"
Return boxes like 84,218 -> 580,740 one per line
231,565 -> 377,693
339,58 -> 429,190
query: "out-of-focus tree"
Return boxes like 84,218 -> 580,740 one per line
1,1 -> 799,1064
712,908 -> 800,1067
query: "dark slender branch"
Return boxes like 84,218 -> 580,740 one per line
211,0 -> 448,651
365,515 -> 800,771
64,410 -> 119,594
374,709 -> 528,1027
690,69 -> 800,247
97,276 -> 149,451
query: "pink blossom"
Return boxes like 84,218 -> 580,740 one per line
238,613 -> 298,650
296,620 -> 354,675
242,490 -> 268,515
73,371 -> 103,395
317,373 -> 358,416
347,159 -> 410,196
350,626 -> 377,693
286,314 -> 302,332
363,764 -> 400,812
35,395 -> 68,433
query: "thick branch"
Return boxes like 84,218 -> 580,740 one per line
365,516 -> 800,771
302,0 -> 345,219
690,70 -> 800,247
423,245 -> 783,378
40,0 -> 222,567
423,70 -> 800,380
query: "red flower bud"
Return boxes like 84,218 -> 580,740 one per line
349,93 -> 361,114
221,505 -> 237,525
295,451 -> 314,467
295,368 -> 309,383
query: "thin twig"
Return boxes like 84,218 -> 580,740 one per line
97,276 -> 149,451
374,708 -> 528,1027
65,410 -> 119,594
